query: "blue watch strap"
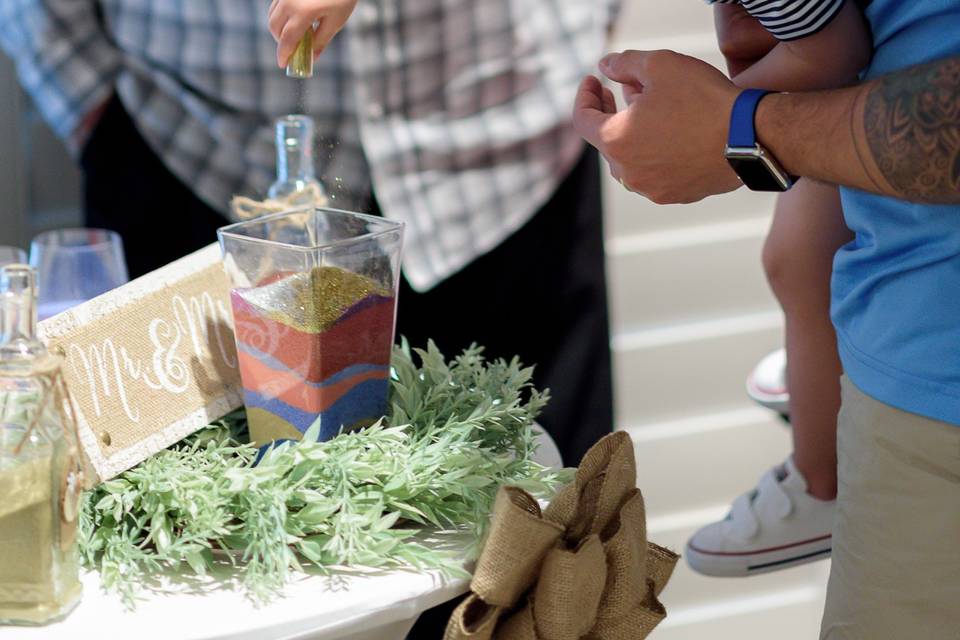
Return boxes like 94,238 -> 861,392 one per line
728,89 -> 771,148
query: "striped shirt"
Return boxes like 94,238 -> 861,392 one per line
0,1 -> 618,291
707,0 -> 847,41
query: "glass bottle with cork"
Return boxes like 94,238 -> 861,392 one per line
268,114 -> 327,205
0,264 -> 83,625
278,21 -> 323,203
229,114 -> 327,220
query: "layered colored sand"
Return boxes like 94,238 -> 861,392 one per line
231,267 -> 395,445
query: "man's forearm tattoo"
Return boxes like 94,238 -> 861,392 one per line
863,57 -> 960,203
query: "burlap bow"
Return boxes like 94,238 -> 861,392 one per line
445,432 -> 678,640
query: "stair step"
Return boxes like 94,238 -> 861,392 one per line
656,586 -> 827,639
626,407 -> 791,515
604,175 -> 777,239
613,313 -> 783,425
608,218 -> 777,332
649,511 -> 831,613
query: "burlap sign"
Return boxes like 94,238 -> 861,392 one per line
37,243 -> 243,483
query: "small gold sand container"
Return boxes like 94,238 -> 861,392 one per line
286,29 -> 314,79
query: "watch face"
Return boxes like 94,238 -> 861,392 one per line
727,157 -> 789,192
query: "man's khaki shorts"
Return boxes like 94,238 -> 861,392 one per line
820,376 -> 960,639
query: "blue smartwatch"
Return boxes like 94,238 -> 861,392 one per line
725,89 -> 795,192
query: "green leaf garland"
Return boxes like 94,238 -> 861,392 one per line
78,341 -> 568,607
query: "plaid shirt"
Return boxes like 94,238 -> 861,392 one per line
0,0 -> 617,290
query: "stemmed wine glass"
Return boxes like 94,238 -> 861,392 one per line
29,229 -> 129,320
0,246 -> 27,267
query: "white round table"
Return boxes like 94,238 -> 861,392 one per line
1,426 -> 563,640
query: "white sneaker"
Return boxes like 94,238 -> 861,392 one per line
746,349 -> 790,416
685,457 -> 834,577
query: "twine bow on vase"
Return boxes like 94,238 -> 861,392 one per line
229,184 -> 328,221
445,431 -> 679,640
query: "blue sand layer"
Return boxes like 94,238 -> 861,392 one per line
243,377 -> 390,441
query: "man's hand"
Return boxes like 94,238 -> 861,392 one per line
268,0 -> 358,68
573,50 -> 742,205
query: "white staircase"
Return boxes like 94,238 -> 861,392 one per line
606,2 -> 831,637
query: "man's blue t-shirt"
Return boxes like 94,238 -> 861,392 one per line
834,0 -> 960,424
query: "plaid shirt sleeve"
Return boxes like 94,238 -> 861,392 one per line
607,0 -> 623,31
0,0 -> 121,143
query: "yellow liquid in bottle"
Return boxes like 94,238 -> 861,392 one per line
0,426 -> 82,624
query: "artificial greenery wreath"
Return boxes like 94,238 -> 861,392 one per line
79,342 -> 567,606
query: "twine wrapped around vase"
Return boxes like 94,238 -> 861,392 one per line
229,184 -> 328,221
446,432 -> 678,640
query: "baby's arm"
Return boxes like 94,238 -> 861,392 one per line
724,0 -> 872,92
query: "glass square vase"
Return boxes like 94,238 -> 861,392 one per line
218,208 -> 404,445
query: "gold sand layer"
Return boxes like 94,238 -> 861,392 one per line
243,266 -> 391,333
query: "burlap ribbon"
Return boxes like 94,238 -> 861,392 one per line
445,432 -> 678,640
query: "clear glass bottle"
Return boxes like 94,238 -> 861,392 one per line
268,115 -> 326,205
0,265 -> 82,625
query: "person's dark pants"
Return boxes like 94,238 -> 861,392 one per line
396,149 -> 613,639
81,95 -> 230,278
82,99 -> 614,638
375,148 -> 614,467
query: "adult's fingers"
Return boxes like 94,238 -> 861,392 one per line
311,17 -> 329,57
574,75 -> 605,111
621,83 -> 642,105
599,50 -> 657,87
277,16 -> 313,67
572,75 -> 613,149
601,86 -> 617,115
608,162 -> 641,196
311,15 -> 342,58
608,161 -> 622,183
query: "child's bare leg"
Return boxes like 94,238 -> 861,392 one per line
762,179 -> 853,500
686,179 -> 851,576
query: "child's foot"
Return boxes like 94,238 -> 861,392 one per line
746,348 -> 790,417
685,456 -> 834,577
